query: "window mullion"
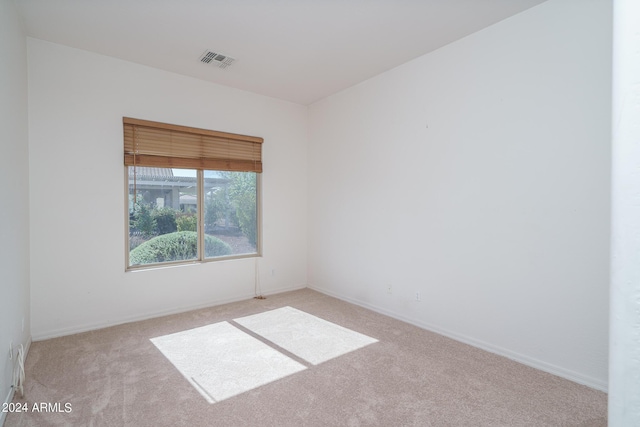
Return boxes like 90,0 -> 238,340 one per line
197,169 -> 205,261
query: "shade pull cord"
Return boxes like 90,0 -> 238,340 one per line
254,257 -> 266,300
13,344 -> 25,397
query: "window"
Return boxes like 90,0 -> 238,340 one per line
124,118 -> 262,269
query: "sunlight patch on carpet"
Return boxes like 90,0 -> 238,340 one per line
150,321 -> 306,403
234,306 -> 378,365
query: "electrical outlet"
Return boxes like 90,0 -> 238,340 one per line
271,268 -> 276,276
387,284 -> 392,294
415,292 -> 421,302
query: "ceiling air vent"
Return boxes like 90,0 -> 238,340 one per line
199,50 -> 235,69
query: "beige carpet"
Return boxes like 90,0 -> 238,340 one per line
6,289 -> 606,426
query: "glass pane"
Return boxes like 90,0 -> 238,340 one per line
203,170 -> 257,258
128,167 -> 198,266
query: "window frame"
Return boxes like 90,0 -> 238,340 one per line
124,166 -> 262,272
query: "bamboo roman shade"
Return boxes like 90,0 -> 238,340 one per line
123,117 -> 263,173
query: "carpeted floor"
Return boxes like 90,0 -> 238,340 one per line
6,289 -> 606,426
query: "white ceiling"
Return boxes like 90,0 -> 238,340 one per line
14,0 -> 547,105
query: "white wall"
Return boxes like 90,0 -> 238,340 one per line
308,0 -> 611,390
0,0 -> 31,416
609,0 -> 640,423
28,39 -> 308,339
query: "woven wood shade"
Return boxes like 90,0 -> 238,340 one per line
123,117 -> 263,172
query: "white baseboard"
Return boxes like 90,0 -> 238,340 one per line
32,284 -> 307,341
1,337 -> 31,427
308,285 -> 608,393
